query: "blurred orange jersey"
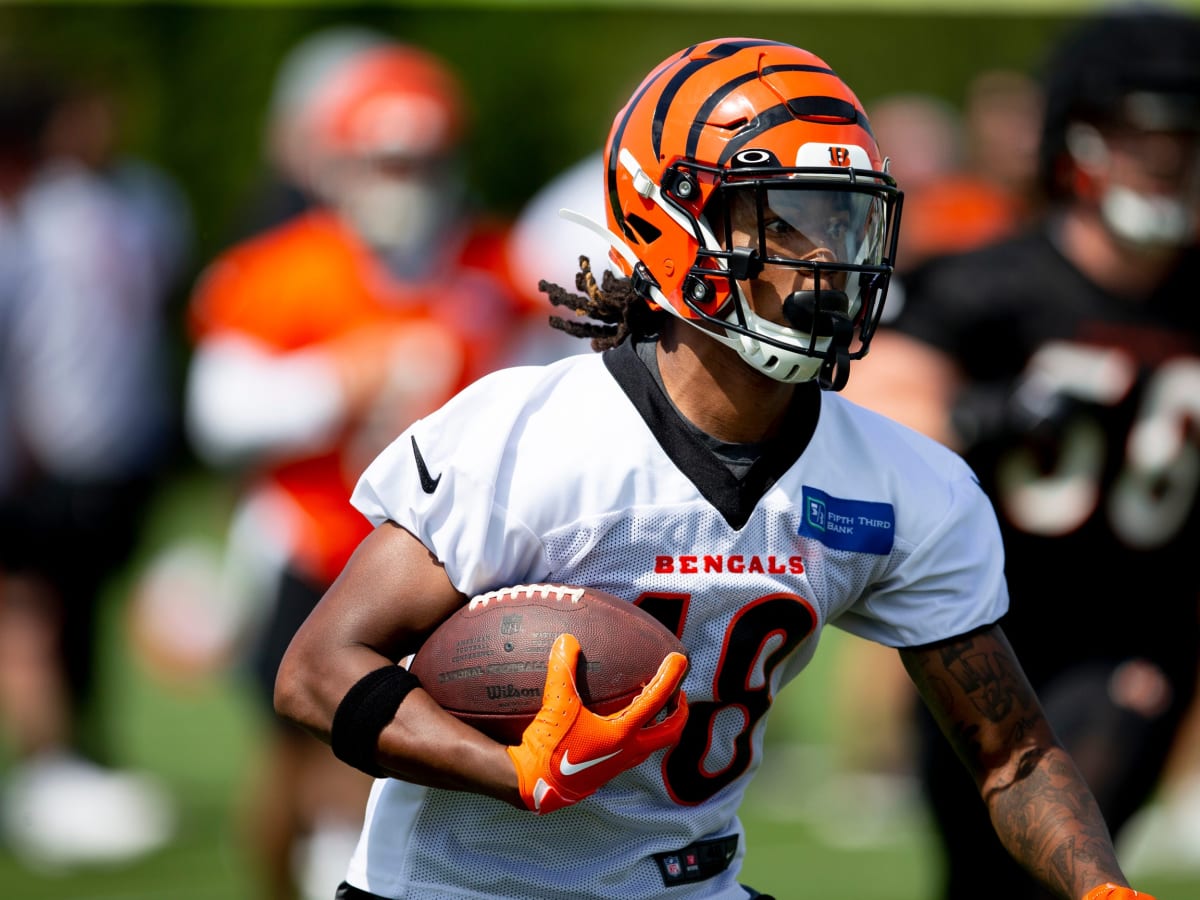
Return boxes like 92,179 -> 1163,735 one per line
189,209 -> 519,583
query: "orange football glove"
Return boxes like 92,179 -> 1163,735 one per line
506,632 -> 689,814
1083,884 -> 1156,900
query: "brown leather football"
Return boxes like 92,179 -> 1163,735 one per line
407,583 -> 687,745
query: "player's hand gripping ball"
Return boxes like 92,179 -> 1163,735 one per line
408,583 -> 688,744
408,583 -> 690,813
507,631 -> 688,813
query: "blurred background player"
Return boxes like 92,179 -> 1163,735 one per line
0,67 -> 190,869
844,5 -> 1200,897
228,24 -> 390,242
183,36 -> 523,900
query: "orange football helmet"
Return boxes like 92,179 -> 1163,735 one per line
307,43 -> 466,162
584,38 -> 903,389
302,42 -> 469,268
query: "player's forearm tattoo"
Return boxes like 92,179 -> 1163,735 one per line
911,633 -> 1040,762
905,629 -> 1124,897
987,747 -> 1122,896
935,635 -> 1037,723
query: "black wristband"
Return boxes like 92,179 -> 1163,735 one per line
330,665 -> 421,777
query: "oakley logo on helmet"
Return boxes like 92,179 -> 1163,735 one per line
731,149 -> 780,167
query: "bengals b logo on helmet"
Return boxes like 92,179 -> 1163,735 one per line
828,146 -> 852,167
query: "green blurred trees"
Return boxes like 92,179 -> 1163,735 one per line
0,4 -> 1075,265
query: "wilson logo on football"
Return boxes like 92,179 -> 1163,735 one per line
486,684 -> 542,701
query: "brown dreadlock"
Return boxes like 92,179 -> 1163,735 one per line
541,256 -> 666,351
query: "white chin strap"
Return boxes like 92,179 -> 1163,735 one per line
733,310 -> 827,384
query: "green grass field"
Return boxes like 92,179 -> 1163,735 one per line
2,470 -> 1198,899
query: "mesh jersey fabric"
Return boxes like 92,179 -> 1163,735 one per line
346,339 -> 1008,899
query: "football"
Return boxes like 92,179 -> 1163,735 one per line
407,583 -> 687,745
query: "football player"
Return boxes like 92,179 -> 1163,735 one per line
843,6 -> 1200,900
184,39 -> 522,900
0,70 -> 181,870
276,38 -> 1152,900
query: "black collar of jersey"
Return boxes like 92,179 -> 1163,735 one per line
603,337 -> 819,530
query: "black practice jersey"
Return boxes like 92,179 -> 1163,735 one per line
892,224 -> 1200,683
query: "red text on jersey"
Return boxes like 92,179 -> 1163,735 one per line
654,555 -> 805,575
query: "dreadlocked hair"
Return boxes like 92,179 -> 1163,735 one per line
541,256 -> 665,351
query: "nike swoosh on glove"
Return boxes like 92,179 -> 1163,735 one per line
1083,884 -> 1156,900
506,632 -> 689,814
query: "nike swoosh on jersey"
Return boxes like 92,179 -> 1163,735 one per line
559,748 -> 621,776
411,436 -> 442,494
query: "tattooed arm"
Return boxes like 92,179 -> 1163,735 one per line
899,624 -> 1130,900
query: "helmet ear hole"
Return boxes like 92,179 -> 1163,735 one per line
626,213 -> 663,245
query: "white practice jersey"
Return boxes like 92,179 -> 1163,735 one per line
347,339 -> 1008,899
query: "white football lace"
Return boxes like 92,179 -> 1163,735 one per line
467,584 -> 586,610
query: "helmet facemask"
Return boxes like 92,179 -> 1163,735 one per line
660,158 -> 902,390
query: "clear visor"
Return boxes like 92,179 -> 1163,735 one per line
723,185 -> 888,271
678,168 -> 901,388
